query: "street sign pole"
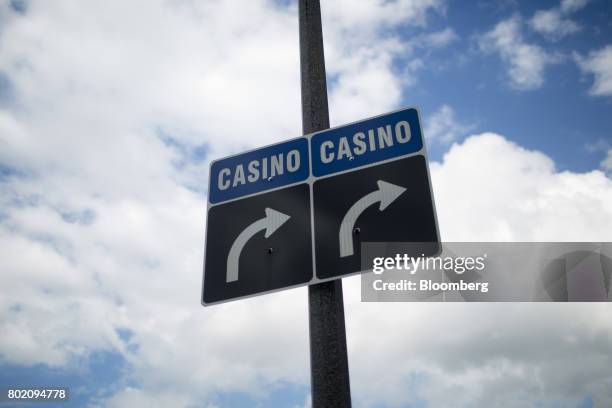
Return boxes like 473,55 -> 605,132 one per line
298,0 -> 352,407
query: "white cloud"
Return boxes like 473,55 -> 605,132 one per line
602,149 -> 612,174
0,0 -> 445,405
431,133 -> 612,242
321,0 -> 444,33
419,27 -> 458,48
322,19 -> 456,123
560,0 -> 589,13
529,9 -> 580,40
424,104 -> 472,144
585,140 -> 612,175
528,0 -> 589,41
480,15 -> 556,90
0,0 -> 313,398
576,45 -> 612,96
321,0 -> 449,125
89,388 -> 193,408
342,134 -> 612,407
1,1 -> 612,408
293,394 -> 311,408
585,137 -> 610,153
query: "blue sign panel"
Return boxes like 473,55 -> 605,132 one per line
209,137 -> 309,204
310,108 -> 423,177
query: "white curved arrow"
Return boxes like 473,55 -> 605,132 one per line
226,208 -> 291,282
339,180 -> 407,258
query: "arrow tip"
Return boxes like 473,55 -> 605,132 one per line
377,180 -> 407,210
264,208 -> 291,238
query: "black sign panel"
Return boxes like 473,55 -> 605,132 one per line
203,183 -> 313,304
313,155 -> 439,279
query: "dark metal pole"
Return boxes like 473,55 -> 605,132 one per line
299,0 -> 352,407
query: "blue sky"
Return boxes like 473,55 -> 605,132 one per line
386,0 -> 612,172
0,0 -> 611,407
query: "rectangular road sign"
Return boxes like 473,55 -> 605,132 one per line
208,137 -> 309,204
311,107 -> 423,177
202,107 -> 440,305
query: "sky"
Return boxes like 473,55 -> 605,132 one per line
0,0 -> 611,407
